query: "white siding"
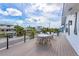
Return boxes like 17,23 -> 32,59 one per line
65,12 -> 79,55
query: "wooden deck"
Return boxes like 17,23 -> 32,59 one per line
0,34 -> 77,56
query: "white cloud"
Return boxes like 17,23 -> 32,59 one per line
28,18 -> 34,22
0,8 -> 22,16
0,9 -> 8,16
24,3 -> 63,28
50,21 -> 61,28
30,3 -> 62,13
25,15 -> 62,28
0,19 -> 25,27
15,20 -> 24,25
27,16 -> 47,23
25,3 -> 62,19
6,8 -> 22,16
0,19 -> 16,25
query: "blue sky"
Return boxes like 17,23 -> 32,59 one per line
0,3 -> 63,28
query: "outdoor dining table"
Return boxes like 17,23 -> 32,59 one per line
37,34 -> 52,45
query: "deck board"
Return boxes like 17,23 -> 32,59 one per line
0,34 -> 77,56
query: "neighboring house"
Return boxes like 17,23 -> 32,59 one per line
0,24 -> 16,37
62,3 -> 79,55
35,26 -> 43,32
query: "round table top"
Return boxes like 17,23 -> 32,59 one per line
37,34 -> 51,38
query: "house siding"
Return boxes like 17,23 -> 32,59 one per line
65,12 -> 79,55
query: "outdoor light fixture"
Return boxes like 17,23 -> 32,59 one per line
68,7 -> 73,11
69,20 -> 72,25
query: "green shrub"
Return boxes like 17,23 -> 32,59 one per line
0,32 -> 5,38
41,28 -> 60,34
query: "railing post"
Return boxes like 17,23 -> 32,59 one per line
24,30 -> 26,43
6,34 -> 9,49
24,34 -> 26,43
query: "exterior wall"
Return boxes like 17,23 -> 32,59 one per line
65,12 -> 79,55
0,24 -> 16,36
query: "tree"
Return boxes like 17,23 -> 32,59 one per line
14,25 -> 24,36
26,26 -> 36,39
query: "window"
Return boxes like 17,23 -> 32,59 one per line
74,12 -> 77,35
1,29 -> 4,31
